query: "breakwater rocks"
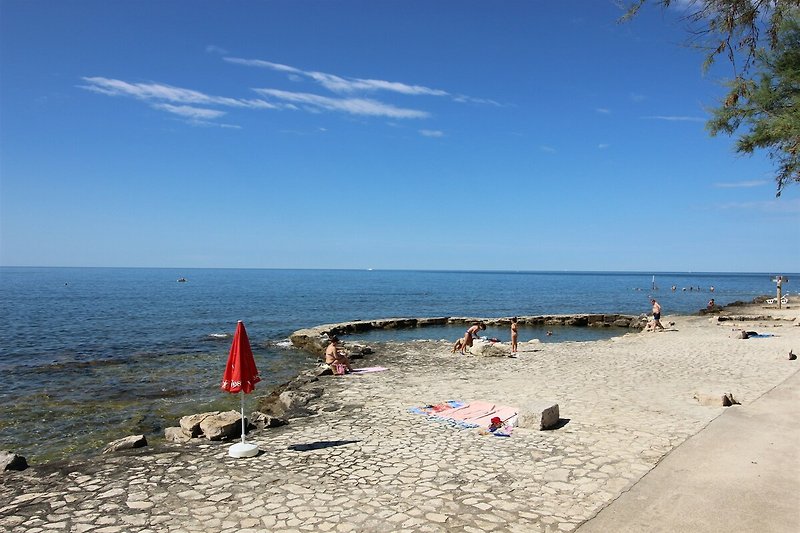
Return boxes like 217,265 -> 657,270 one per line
290,314 -> 646,354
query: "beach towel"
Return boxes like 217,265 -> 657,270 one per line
409,400 -> 519,429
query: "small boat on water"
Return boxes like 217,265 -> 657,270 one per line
177,277 -> 187,283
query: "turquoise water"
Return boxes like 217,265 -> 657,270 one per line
0,267 -> 790,463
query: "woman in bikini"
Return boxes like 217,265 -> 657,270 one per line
460,322 -> 486,355
325,335 -> 353,373
510,317 -> 518,356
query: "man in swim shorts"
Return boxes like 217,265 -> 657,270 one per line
650,299 -> 665,331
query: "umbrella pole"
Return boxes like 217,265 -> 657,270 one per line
239,390 -> 246,444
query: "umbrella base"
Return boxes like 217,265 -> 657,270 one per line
228,441 -> 259,458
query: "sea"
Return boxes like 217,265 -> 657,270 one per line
0,267 -> 792,464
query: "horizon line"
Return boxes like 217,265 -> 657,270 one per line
0,265 -> 795,276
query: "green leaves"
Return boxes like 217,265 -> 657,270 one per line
625,1 -> 800,195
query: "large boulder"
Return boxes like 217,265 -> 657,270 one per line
164,426 -> 192,443
0,451 -> 28,472
179,411 -> 220,438
199,410 -> 243,441
102,434 -> 147,454
469,340 -> 510,357
517,401 -> 560,430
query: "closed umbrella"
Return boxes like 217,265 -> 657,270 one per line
221,320 -> 261,458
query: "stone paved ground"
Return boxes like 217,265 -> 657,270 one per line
2,309 -> 798,533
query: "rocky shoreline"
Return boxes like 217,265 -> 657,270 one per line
3,303 -> 788,470
2,297 -> 797,532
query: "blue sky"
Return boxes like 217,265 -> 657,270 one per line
1,0 -> 797,272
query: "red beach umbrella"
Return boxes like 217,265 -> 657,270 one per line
221,320 -> 261,458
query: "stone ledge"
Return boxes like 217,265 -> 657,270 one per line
290,314 -> 646,354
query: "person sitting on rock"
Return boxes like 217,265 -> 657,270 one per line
325,335 -> 352,374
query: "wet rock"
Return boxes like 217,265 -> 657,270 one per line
102,435 -> 147,454
0,451 -> 28,472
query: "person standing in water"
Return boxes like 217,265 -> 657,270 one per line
510,317 -> 519,357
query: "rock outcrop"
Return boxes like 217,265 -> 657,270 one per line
171,411 -> 245,441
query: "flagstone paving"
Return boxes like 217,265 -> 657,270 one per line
1,312 -> 798,532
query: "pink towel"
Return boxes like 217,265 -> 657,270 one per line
431,401 -> 519,428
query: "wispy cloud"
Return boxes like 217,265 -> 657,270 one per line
419,129 -> 444,138
205,45 -> 229,55
152,104 -> 227,120
82,56 -> 497,127
598,143 -> 611,149
225,56 -> 501,107
596,107 -> 611,114
452,94 -> 503,107
253,88 -> 428,119
539,145 -> 557,153
225,57 -> 449,97
80,77 -> 279,110
79,76 -> 289,126
713,179 -> 769,189
641,115 -> 705,122
630,92 -> 646,102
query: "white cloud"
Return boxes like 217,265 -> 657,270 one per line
253,88 -> 429,119
224,57 -> 301,74
153,104 -> 226,119
641,115 -> 706,122
713,180 -> 769,188
598,143 -> 611,149
630,92 -> 646,102
80,77 -> 279,110
539,145 -> 557,153
452,94 -> 503,107
596,107 -> 611,114
82,55 -> 493,127
205,45 -> 229,55
225,56 -> 449,98
419,129 -> 444,137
